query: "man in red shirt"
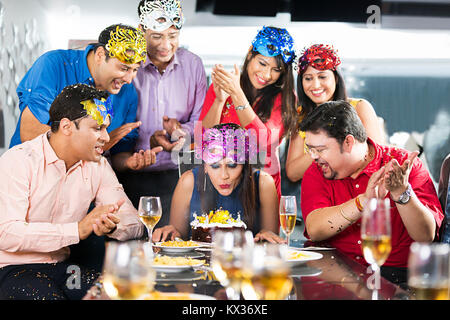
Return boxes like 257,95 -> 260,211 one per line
299,101 -> 443,271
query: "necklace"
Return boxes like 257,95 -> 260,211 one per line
353,144 -> 374,177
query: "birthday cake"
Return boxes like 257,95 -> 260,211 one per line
190,210 -> 247,243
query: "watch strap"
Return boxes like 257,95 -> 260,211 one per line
392,183 -> 412,204
235,102 -> 250,110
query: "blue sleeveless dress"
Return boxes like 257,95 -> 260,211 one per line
189,167 -> 261,234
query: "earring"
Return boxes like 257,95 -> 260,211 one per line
204,172 -> 207,192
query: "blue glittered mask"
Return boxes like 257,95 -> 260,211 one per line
80,96 -> 114,126
251,26 -> 295,64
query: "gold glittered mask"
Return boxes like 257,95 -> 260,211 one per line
105,26 -> 147,64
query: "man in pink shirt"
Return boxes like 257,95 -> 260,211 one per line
0,84 -> 144,299
299,101 -> 443,285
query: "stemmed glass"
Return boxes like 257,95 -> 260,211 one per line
211,229 -> 254,300
138,196 -> 162,243
279,195 -> 297,247
102,241 -> 155,300
361,198 -> 392,300
408,242 -> 449,300
241,243 -> 293,300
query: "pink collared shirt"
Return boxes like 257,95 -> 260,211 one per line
0,132 -> 144,268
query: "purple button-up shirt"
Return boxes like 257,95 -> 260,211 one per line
133,47 -> 207,171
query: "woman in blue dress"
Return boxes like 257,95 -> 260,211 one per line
153,123 -> 283,243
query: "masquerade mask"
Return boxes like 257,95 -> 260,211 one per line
105,26 -> 147,64
80,97 -> 114,126
139,0 -> 184,31
194,124 -> 258,165
251,26 -> 295,64
297,44 -> 341,72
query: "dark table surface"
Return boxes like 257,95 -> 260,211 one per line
85,241 -> 415,300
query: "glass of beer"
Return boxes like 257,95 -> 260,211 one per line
211,229 -> 254,300
361,198 -> 392,300
279,195 -> 297,247
138,196 -> 162,243
102,241 -> 155,300
408,242 -> 449,300
241,243 -> 293,300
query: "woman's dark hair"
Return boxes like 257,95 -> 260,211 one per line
240,44 -> 297,138
296,67 -> 347,130
299,100 -> 367,146
196,123 -> 257,229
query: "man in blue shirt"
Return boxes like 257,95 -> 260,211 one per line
10,24 -> 162,169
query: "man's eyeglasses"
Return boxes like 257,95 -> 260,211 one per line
304,144 -> 328,157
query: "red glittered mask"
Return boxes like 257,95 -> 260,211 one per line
297,44 -> 341,73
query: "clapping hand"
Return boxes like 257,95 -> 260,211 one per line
364,166 -> 388,200
125,147 -> 163,170
78,199 -> 126,240
104,121 -> 141,151
363,150 -> 418,201
211,64 -> 241,98
384,151 -> 418,200
150,116 -> 187,152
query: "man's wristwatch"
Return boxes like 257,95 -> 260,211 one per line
235,102 -> 250,110
392,183 -> 412,204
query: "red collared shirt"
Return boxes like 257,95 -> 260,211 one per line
301,139 -> 444,268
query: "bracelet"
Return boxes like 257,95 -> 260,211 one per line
235,102 -> 250,110
355,195 -> 364,212
339,205 -> 355,224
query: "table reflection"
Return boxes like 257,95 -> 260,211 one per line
85,241 -> 415,300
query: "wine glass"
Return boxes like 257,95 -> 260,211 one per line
138,196 -> 162,243
408,242 -> 449,300
211,229 -> 254,300
361,198 -> 392,300
241,243 -> 293,300
102,241 -> 156,300
279,195 -> 297,247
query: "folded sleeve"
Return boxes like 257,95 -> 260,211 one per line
16,52 -> 63,125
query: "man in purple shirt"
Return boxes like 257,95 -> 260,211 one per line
114,0 -> 207,229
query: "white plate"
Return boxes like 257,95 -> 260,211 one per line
300,246 -> 335,251
153,242 -> 202,253
153,262 -> 204,273
156,270 -> 206,282
286,249 -> 323,266
160,250 -> 206,259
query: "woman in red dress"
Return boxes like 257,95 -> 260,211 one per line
198,26 -> 297,197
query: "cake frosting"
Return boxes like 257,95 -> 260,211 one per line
190,210 -> 247,242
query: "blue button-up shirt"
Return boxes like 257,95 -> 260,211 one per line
10,45 -> 139,154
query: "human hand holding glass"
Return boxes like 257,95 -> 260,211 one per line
138,196 -> 162,243
102,241 -> 155,300
279,195 -> 297,246
361,198 -> 392,299
408,242 -> 449,300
